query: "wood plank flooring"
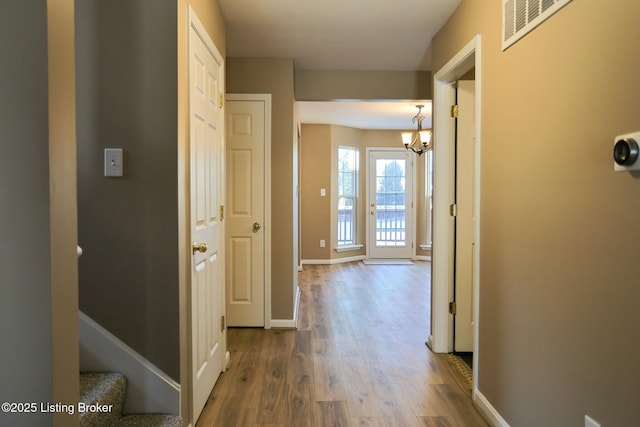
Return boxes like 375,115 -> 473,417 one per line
197,262 -> 488,427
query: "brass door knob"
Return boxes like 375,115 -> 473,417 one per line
253,222 -> 262,232
192,242 -> 208,254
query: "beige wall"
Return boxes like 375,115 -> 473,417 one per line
301,125 -> 333,260
432,0 -> 640,425
48,0 -> 80,425
296,70 -> 431,100
226,58 -> 297,320
300,126 -> 430,261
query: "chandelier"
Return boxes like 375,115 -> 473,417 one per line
401,105 -> 432,156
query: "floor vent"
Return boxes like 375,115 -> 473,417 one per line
502,0 -> 572,50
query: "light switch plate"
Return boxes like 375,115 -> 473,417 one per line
104,148 -> 123,177
585,415 -> 601,427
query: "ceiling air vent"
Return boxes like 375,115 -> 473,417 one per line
502,0 -> 572,50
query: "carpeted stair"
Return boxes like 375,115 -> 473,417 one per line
80,373 -> 182,427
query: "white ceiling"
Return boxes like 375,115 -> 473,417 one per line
218,0 -> 459,129
218,0 -> 461,71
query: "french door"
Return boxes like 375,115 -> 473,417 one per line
368,150 -> 415,259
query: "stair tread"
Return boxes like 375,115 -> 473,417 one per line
80,372 -> 126,404
79,373 -> 126,426
115,414 -> 182,427
79,372 -> 180,427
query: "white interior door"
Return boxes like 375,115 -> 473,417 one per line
189,11 -> 225,421
454,80 -> 476,352
225,95 -> 269,327
368,150 -> 414,259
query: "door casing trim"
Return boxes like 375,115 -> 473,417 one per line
430,35 -> 482,397
365,147 -> 417,260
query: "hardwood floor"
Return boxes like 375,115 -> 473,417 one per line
197,262 -> 488,427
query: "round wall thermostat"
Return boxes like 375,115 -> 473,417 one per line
613,138 -> 639,166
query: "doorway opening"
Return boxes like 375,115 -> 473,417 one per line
430,35 -> 482,395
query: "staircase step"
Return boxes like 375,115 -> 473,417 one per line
114,414 -> 183,427
79,372 -> 126,426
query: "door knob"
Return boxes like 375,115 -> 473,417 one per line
253,222 -> 262,232
192,242 -> 207,254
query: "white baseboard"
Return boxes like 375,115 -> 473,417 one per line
269,319 -> 297,328
414,255 -> 432,262
425,334 -> 434,351
79,311 -> 180,415
270,286 -> 301,329
301,255 -> 366,265
474,389 -> 510,427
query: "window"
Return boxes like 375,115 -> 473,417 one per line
337,147 -> 358,246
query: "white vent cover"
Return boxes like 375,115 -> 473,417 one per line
502,0 -> 573,50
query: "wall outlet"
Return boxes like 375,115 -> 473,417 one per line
320,239 -> 325,248
585,415 -> 601,427
320,188 -> 326,197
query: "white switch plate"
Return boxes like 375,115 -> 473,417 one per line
104,148 -> 123,177
585,415 -> 601,427
320,239 -> 325,248
320,188 -> 326,197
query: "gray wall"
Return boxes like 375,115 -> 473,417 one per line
76,0 -> 180,380
0,2 -> 53,426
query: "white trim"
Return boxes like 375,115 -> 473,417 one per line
79,312 -> 180,415
293,285 -> 301,328
301,255 -> 366,265
426,334 -> 434,350
432,35 -> 482,398
474,390 -> 510,427
225,93 -> 273,330
335,244 -> 364,253
270,287 -> 301,329
414,255 -> 431,262
419,244 -> 432,251
270,319 -> 297,328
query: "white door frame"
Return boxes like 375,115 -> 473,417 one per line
225,93 -> 272,329
366,147 -> 417,259
430,35 -> 482,393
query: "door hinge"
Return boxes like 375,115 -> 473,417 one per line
220,205 -> 224,221
449,302 -> 457,315
450,203 -> 457,217
451,104 -> 458,118
219,93 -> 224,108
221,315 -> 226,332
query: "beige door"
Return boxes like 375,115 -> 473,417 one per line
454,80 -> 476,352
225,95 -> 269,327
189,10 -> 225,421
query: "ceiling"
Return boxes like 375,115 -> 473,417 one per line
218,0 -> 460,129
